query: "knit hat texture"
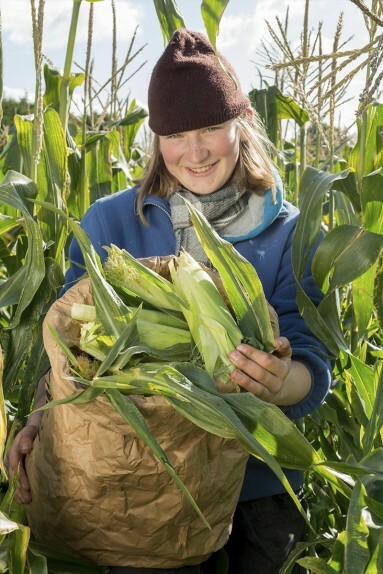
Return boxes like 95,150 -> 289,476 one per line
148,28 -> 250,136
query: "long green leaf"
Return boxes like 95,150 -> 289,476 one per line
26,548 -> 48,574
344,353 -> 375,419
107,105 -> 148,128
352,263 -> 376,337
88,365 -> 312,525
176,362 -> 320,469
0,511 -> 18,535
104,388 -> 210,529
344,481 -> 371,573
361,170 -> 383,234
34,200 -> 130,339
0,171 -> 45,323
348,103 -> 383,177
298,557 -> 338,573
2,257 -> 58,396
362,362 -> 383,455
152,0 -> 185,43
35,387 -> 105,412
184,197 -> 275,350
249,86 -> 309,145
7,523 -> 30,574
293,166 -> 351,355
0,348 -> 6,478
201,0 -> 229,52
312,225 -> 383,292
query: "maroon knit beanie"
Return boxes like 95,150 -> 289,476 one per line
148,28 -> 250,136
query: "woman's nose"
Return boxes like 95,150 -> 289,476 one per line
185,136 -> 209,163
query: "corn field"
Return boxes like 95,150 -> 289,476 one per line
1,0 -> 383,572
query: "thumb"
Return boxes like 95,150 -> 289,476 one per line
19,426 -> 39,453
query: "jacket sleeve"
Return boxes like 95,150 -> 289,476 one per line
269,227 -> 333,420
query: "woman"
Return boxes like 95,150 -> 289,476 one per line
7,29 -> 331,574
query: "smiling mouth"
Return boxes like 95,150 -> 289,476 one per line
187,162 -> 217,174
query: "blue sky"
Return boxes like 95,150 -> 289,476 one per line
1,0 -> 370,126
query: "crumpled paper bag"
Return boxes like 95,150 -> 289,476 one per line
26,277 -> 249,568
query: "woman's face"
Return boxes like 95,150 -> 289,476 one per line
159,119 -> 241,195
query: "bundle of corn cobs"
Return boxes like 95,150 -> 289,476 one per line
63,196 -> 279,396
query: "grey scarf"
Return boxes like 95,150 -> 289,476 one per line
168,185 -> 249,265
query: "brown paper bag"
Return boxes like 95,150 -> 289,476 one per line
26,278 -> 249,568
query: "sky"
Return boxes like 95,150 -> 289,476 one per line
1,0 -> 372,127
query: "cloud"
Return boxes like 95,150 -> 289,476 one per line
3,86 -> 34,101
217,0 -> 306,54
2,0 -> 144,50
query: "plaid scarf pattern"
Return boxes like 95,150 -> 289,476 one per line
168,185 -> 249,265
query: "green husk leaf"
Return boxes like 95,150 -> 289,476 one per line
183,197 -> 275,351
104,244 -> 185,312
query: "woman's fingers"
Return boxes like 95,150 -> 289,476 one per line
228,341 -> 292,400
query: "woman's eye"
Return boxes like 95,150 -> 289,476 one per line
204,125 -> 224,134
167,133 -> 181,139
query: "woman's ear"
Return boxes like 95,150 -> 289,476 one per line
244,106 -> 254,119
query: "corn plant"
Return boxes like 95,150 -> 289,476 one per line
1,0 -> 383,572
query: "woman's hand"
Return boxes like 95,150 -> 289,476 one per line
4,374 -> 46,504
228,337 -> 311,406
4,424 -> 39,504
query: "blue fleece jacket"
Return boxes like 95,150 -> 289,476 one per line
64,186 -> 332,501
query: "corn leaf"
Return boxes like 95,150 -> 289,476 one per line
2,258 -> 60,397
104,244 -> 184,312
7,523 -> 30,574
26,548 -> 48,574
88,364 -> 310,525
344,481 -> 371,573
95,306 -> 141,375
201,0 -> 229,53
169,252 -> 242,379
35,385 -> 105,414
152,0 -> 185,44
176,362 -> 320,469
293,167 -> 350,356
183,197 -> 275,350
312,225 -> 383,292
362,363 -> 383,455
105,388 -> 210,529
0,171 -> 45,323
0,348 -> 6,479
34,200 -> 131,339
297,557 -> 338,573
0,511 -> 18,535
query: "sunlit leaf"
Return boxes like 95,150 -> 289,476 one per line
0,171 -> 45,325
7,523 -> 30,574
184,198 -> 275,351
0,511 -> 18,535
344,481 -> 371,573
361,170 -> 383,234
201,0 -> 229,52
153,0 -> 185,44
249,86 -> 309,145
349,102 -> 383,177
362,363 -> 383,454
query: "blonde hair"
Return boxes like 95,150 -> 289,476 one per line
136,108 -> 276,223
